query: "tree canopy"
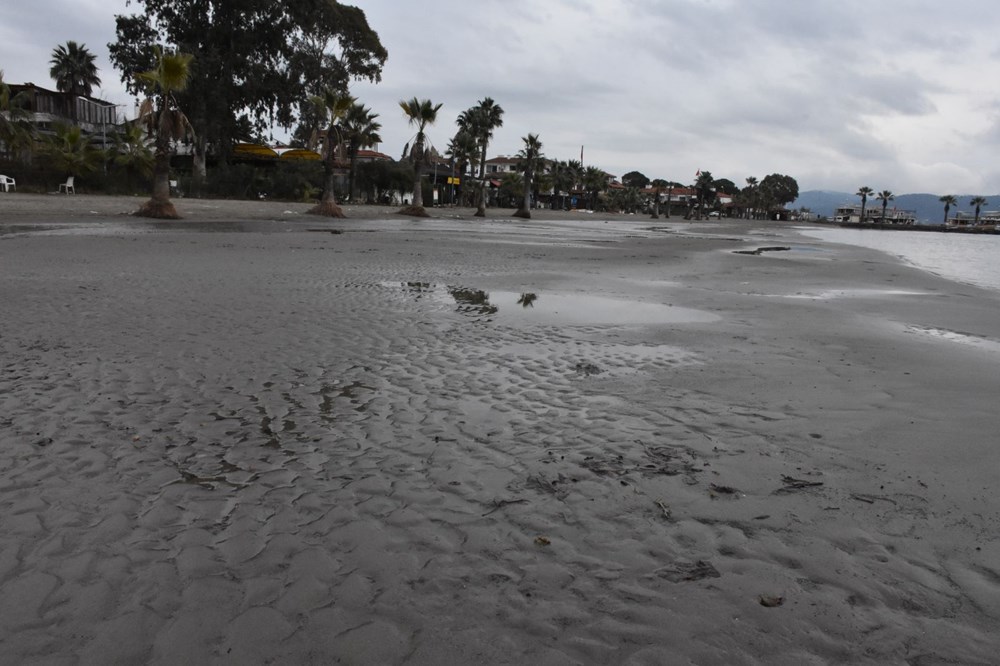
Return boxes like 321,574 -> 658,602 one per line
621,170 -> 650,189
108,0 -> 387,158
758,173 -> 799,210
50,41 -> 102,99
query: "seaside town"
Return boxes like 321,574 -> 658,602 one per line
3,3 -> 1000,665
3,38 -> 996,230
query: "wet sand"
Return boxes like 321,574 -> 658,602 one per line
2,194 -> 999,664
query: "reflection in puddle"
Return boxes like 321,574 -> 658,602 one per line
517,292 -> 538,307
487,291 -> 718,325
388,282 -> 717,326
448,287 -> 498,316
733,246 -> 791,255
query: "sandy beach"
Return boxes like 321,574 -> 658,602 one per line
2,193 -> 999,664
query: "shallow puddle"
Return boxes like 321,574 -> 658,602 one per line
486,291 -> 718,325
384,281 -> 718,325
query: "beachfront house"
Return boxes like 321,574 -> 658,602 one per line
948,210 -> 1000,228
6,82 -> 121,146
833,204 -> 917,225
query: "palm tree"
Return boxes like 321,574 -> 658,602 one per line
745,176 -> 758,219
856,186 -> 874,224
110,123 -> 153,193
0,70 -> 34,160
49,41 -> 101,123
469,97 -> 504,217
399,97 -> 442,216
513,133 -> 542,219
42,122 -> 103,181
694,170 -> 715,219
970,196 -> 988,226
877,190 -> 894,227
343,102 -> 381,203
939,194 -> 958,226
308,89 -> 354,217
134,47 -> 194,219
446,129 -> 477,205
582,166 -> 606,211
498,172 -> 524,207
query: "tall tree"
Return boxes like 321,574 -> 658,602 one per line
970,196 -> 988,226
694,170 -> 715,219
49,41 -> 101,122
343,102 -> 381,203
650,178 -> 669,219
756,173 -> 799,219
109,0 -> 386,185
399,97 -> 442,216
621,170 -> 650,189
877,190 -> 894,226
468,97 -> 504,217
134,47 -> 194,219
513,133 -> 543,219
308,89 -> 354,217
744,176 -> 758,219
582,166 -> 606,211
856,186 -> 873,224
445,129 -> 477,205
939,194 -> 957,225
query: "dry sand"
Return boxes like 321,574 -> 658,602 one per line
1,193 -> 999,664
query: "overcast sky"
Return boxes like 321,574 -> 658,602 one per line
3,0 -> 1000,194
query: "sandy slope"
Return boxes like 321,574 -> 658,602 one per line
1,194 -> 999,664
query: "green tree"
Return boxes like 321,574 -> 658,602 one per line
398,97 -> 442,215
110,122 -> 154,192
343,102 -> 381,203
564,159 -> 583,192
42,122 -> 104,180
498,172 -> 523,207
134,47 -> 194,219
466,97 -> 504,217
970,196 -> 988,225
0,70 -> 34,160
445,129 -> 478,205
308,89 -> 354,217
621,170 -> 650,189
49,41 -> 102,122
757,173 -> 799,219
513,133 -> 542,219
744,176 -> 758,219
650,178 -> 669,219
877,190 -> 894,226
856,186 -> 873,224
939,194 -> 957,225
713,178 -> 739,196
693,170 -> 714,219
582,166 -> 606,210
109,0 -> 386,183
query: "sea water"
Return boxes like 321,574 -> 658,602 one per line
799,227 -> 1000,293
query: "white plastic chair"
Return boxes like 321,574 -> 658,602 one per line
0,175 -> 14,192
59,176 -> 75,194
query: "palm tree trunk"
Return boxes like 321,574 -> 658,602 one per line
475,143 -> 487,217
135,110 -> 179,219
514,169 -> 531,219
348,146 -> 359,202
308,124 -> 345,218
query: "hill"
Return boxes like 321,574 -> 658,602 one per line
793,191 -> 1000,224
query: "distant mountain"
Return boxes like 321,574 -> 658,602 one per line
793,191 -> 1000,224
